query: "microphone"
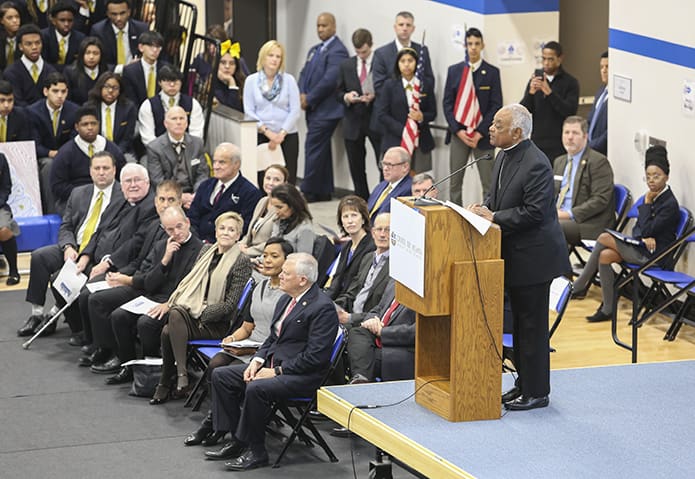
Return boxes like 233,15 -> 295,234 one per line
413,153 -> 493,206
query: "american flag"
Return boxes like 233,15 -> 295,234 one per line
400,45 -> 427,155
453,47 -> 481,136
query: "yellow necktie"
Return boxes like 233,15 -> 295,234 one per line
6,39 -> 13,66
38,0 -> 47,13
90,69 -> 97,80
31,63 -> 39,83
52,109 -> 59,136
88,143 -> 95,158
147,65 -> 156,97
370,184 -> 392,218
0,117 -> 6,142
105,106 -> 113,141
79,191 -> 104,252
58,38 -> 66,65
117,30 -> 126,65
168,96 -> 175,108
89,0 -> 95,12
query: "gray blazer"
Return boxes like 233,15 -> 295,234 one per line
58,182 -> 123,249
145,132 -> 208,191
239,196 -> 277,257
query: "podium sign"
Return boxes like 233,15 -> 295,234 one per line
390,199 -> 425,297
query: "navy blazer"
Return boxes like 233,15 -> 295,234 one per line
366,176 -> 413,219
0,33 -> 19,70
64,63 -> 101,106
632,187 -> 680,267
187,175 -> 264,243
89,99 -> 137,154
3,107 -> 33,142
122,60 -> 168,106
336,55 -> 375,141
40,26 -> 85,71
484,139 -> 571,287
298,36 -> 349,121
373,77 -> 436,154
371,41 -> 435,95
212,78 -> 243,112
442,59 -> 502,149
255,283 -> 339,383
3,60 -> 58,106
74,0 -> 108,34
89,18 -> 149,66
587,85 -> 608,155
27,99 -> 79,157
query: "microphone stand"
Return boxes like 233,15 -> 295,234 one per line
414,153 -> 493,206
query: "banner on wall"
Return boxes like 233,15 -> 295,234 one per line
0,141 -> 41,217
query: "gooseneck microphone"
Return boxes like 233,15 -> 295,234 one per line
413,153 -> 493,206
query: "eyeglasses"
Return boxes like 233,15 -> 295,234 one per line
378,160 -> 406,169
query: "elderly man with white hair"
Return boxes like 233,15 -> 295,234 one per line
470,104 -> 570,411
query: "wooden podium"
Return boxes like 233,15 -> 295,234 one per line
395,199 -> 503,422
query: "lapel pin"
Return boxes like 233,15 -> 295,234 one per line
482,69 -> 487,75
302,301 -> 307,306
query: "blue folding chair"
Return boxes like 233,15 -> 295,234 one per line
664,280 -> 695,341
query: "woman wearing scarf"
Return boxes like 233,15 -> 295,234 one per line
150,212 -> 252,404
243,40 -> 301,186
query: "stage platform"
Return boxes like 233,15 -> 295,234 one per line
318,361 -> 695,479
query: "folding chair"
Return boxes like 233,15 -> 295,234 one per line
664,281 -> 695,341
502,276 -> 572,367
269,325 -> 347,468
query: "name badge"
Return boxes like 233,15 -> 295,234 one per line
554,175 -> 564,181
191,158 -> 200,166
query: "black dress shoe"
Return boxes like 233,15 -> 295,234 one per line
205,440 -> 246,460
504,395 -> 549,411
105,367 -> 133,385
184,425 -> 213,446
224,449 -> 269,471
6,273 -> 20,286
36,315 -> 57,336
91,356 -> 122,374
78,348 -> 110,367
586,310 -> 612,322
68,334 -> 86,347
81,344 -> 96,355
17,315 -> 43,337
149,384 -> 171,405
501,386 -> 522,403
330,427 -> 350,438
201,431 -> 226,447
571,287 -> 588,300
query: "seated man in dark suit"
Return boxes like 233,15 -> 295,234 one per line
187,142 -> 263,242
553,116 -> 615,246
3,24 -> 57,106
205,253 -> 339,471
122,30 -> 166,106
89,0 -> 148,72
49,105 -> 126,214
0,81 -> 32,143
17,151 -> 123,338
366,147 -> 412,220
41,2 -> 85,71
27,72 -> 79,213
146,106 -> 208,209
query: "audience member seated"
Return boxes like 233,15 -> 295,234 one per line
367,146 -> 413,220
40,2 -> 85,71
17,151 -> 123,338
89,0 -> 148,72
335,212 -> 391,325
204,253 -> 338,471
146,106 -> 208,209
188,142 -> 263,243
184,237 -> 293,447
4,24 -> 57,106
86,71 -> 137,159
0,152 -> 20,285
268,183 -> 315,254
0,2 -> 21,70
211,40 -> 245,112
27,72 -> 78,213
49,105 -> 126,214
572,146 -> 680,322
88,206 -> 203,379
554,116 -> 615,246
122,30 -> 166,106
411,172 -> 438,199
323,195 -> 375,300
0,80 -> 32,143
64,36 -> 107,106
238,164 -> 288,258
243,40 -> 301,185
150,211 -> 253,405
137,64 -> 204,146
373,48 -> 436,172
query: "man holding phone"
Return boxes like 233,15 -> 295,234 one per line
520,41 -> 579,164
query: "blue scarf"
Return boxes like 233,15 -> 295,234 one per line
258,70 -> 283,101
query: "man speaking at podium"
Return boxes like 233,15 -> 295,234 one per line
470,104 -> 570,411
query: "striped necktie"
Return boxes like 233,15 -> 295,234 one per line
556,159 -> 572,209
369,184 -> 392,218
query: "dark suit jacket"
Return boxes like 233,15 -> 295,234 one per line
632,187 -> 680,267
58,181 -> 123,249
89,18 -> 149,66
325,234 -> 376,300
298,36 -> 349,121
367,176 -> 413,219
335,252 -> 391,323
442,59 -> 502,149
74,0 -> 108,34
255,283 -> 338,383
3,60 -> 58,106
0,33 -> 19,70
371,40 -> 434,95
187,175 -> 264,242
27,99 -> 79,157
40,26 -> 85,71
484,139 -> 571,287
336,55 -> 375,140
3,107 -> 33,142
553,147 -> 615,240
122,60 -> 167,106
212,78 -> 243,112
373,76 -> 436,154
88,99 -> 137,154
64,63 -> 101,106
587,85 -> 608,155
114,219 -> 166,276
145,131 -> 208,190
